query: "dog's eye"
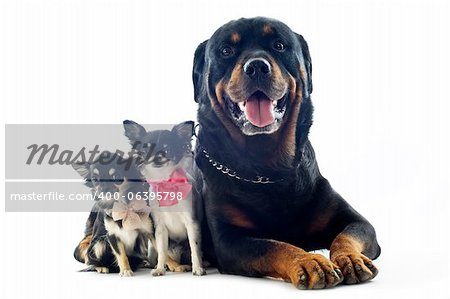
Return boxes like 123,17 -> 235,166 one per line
152,154 -> 169,167
273,41 -> 286,52
153,157 -> 169,165
221,46 -> 234,57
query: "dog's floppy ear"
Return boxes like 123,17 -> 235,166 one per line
172,121 -> 195,141
295,34 -> 313,95
192,40 -> 208,103
72,162 -> 90,179
123,120 -> 146,142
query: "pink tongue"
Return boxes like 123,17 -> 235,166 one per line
244,95 -> 275,128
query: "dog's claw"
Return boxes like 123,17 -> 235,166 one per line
300,274 -> 307,283
335,268 -> 344,282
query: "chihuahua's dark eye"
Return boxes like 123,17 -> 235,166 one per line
273,41 -> 286,52
221,46 -> 234,57
152,154 -> 169,167
154,157 -> 169,165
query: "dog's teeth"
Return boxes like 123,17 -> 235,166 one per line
272,100 -> 278,107
238,102 -> 246,111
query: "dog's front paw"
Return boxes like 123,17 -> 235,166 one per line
119,269 -> 134,277
168,264 -> 192,273
151,267 -> 166,276
95,267 -> 109,274
331,251 -> 378,284
192,266 -> 206,276
290,253 -> 343,289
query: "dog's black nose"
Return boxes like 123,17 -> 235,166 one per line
243,58 -> 271,78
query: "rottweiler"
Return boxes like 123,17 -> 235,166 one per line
192,17 -> 381,289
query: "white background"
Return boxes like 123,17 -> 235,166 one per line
1,0 -> 449,298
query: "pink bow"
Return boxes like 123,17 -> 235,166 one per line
147,168 -> 192,207
111,200 -> 151,230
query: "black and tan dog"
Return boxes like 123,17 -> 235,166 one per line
192,17 -> 381,289
73,152 -> 154,276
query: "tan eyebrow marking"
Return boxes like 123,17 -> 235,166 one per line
231,32 -> 241,43
93,168 -> 100,175
263,24 -> 273,35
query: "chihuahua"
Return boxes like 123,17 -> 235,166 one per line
123,120 -> 206,276
73,151 -> 154,276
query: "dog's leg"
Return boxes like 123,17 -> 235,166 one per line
329,223 -> 380,284
142,234 -> 158,268
166,256 -> 192,272
85,238 -> 112,274
151,225 -> 168,276
74,204 -> 99,264
108,234 -> 133,277
73,234 -> 92,264
210,226 -> 343,289
204,197 -> 343,288
165,243 -> 192,272
310,179 -> 381,284
185,220 -> 206,276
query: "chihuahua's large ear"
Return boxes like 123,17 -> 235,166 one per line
296,34 -> 313,96
192,40 -> 208,103
172,121 -> 195,141
72,162 -> 90,179
123,120 -> 146,142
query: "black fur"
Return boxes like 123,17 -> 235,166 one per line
192,17 -> 380,288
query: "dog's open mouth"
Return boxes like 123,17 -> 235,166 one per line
225,90 -> 288,134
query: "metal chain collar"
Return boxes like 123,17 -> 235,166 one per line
201,149 -> 283,184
